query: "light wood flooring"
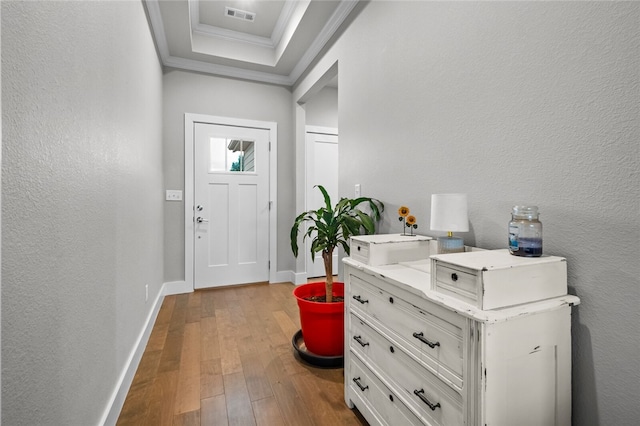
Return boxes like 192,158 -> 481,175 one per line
116,281 -> 367,426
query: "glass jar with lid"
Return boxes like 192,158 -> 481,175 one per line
508,205 -> 543,257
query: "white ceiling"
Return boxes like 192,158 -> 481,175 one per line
144,0 -> 356,87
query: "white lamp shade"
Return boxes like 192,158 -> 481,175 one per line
430,193 -> 469,232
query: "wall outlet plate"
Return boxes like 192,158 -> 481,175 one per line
166,190 -> 182,201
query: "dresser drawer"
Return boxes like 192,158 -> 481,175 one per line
349,274 -> 464,390
431,249 -> 567,309
433,263 -> 479,306
349,316 -> 464,426
347,355 -> 423,426
351,238 -> 371,264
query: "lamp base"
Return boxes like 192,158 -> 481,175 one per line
437,236 -> 465,254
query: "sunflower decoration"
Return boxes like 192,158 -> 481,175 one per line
406,215 -> 418,235
398,206 -> 418,235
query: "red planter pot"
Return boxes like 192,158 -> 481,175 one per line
293,282 -> 344,357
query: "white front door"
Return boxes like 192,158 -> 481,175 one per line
194,123 -> 270,288
305,127 -> 338,278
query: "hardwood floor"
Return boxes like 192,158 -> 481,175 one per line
116,281 -> 367,426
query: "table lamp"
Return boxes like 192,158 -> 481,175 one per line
430,193 -> 469,254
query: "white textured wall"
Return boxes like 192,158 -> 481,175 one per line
305,86 -> 338,128
163,70 -> 295,282
296,2 -> 639,424
2,2 -> 163,424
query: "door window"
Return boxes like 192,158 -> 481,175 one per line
209,137 -> 256,173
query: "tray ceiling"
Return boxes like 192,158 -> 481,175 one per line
144,0 -> 357,86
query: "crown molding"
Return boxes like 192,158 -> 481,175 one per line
144,0 -> 171,60
192,23 -> 275,47
163,55 -> 295,86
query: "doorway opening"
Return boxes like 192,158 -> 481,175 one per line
294,61 -> 339,283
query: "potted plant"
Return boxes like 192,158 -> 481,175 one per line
290,185 -> 383,358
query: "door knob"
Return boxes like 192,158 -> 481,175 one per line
196,217 -> 209,223
196,205 -> 204,211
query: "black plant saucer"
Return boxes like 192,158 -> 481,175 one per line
291,329 -> 343,368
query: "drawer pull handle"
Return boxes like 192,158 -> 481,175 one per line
353,377 -> 368,392
389,346 -> 395,353
357,246 -> 361,251
413,332 -> 441,349
353,335 -> 369,347
414,389 -> 441,411
352,295 -> 368,304
451,273 -> 458,282
389,297 -> 394,304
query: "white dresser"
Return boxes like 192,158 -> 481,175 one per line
344,238 -> 580,426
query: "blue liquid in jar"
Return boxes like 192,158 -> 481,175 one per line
513,237 -> 543,257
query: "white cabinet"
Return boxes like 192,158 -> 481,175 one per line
344,244 -> 579,426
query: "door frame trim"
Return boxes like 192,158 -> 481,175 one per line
184,113 -> 278,289
305,125 -> 338,136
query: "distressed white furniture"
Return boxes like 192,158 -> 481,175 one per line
350,233 -> 432,266
344,244 -> 579,426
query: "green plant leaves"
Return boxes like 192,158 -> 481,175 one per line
290,185 -> 384,262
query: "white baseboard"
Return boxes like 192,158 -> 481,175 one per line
293,272 -> 308,285
163,280 -> 192,295
272,270 -> 296,284
99,288 -> 164,426
99,280 -> 192,426
275,270 -> 307,285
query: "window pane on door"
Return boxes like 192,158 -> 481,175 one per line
209,138 -> 256,172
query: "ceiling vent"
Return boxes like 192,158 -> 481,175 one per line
225,7 -> 255,22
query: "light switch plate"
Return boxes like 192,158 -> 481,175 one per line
166,190 -> 182,201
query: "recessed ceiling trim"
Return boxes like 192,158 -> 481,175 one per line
189,0 -> 275,48
193,23 -> 275,47
271,0 -> 311,68
288,0 -> 358,83
270,1 -> 297,48
163,55 -> 294,86
191,32 -> 277,67
143,0 -> 358,88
